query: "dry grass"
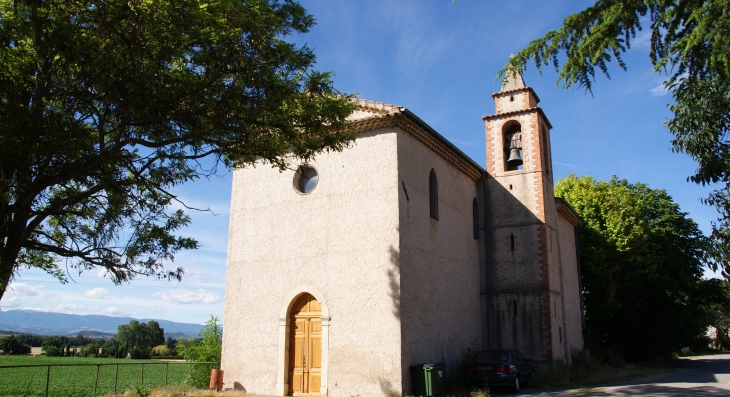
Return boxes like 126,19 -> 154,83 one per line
531,354 -> 672,391
101,386 -> 250,397
109,386 -> 494,397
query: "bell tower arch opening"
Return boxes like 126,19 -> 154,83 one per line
502,121 -> 523,171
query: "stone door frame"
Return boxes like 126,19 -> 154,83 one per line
277,285 -> 330,396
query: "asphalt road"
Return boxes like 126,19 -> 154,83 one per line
515,354 -> 730,396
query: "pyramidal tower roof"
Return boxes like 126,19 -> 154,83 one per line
501,68 -> 526,91
500,54 -> 526,91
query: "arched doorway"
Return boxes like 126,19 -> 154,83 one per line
288,293 -> 322,396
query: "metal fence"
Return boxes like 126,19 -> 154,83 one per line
0,361 -> 217,397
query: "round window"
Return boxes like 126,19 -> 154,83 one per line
294,166 -> 319,194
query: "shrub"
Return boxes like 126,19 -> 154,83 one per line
133,385 -> 152,397
151,345 -> 171,358
689,335 -> 713,353
44,346 -> 62,357
178,316 -> 222,388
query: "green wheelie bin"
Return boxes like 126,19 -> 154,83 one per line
409,363 -> 446,396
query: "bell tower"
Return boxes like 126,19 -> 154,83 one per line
482,69 -> 569,362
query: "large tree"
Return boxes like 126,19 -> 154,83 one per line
0,0 -> 355,302
116,319 -> 165,358
501,0 -> 730,278
692,278 -> 730,351
555,175 -> 706,360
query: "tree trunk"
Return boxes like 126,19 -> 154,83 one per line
0,253 -> 16,303
0,205 -> 34,304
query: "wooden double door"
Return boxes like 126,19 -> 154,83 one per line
288,294 -> 322,397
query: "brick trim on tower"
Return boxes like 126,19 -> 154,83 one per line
483,107 -> 553,129
540,291 -> 554,361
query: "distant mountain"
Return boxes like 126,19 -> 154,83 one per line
0,310 -> 205,338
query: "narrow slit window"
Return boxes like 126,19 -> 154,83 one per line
472,198 -> 479,240
513,300 -> 517,317
541,127 -> 551,176
510,233 -> 515,251
429,169 -> 439,220
559,327 -> 562,342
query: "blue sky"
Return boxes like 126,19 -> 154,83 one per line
3,0 -> 721,326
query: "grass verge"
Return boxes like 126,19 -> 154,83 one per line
0,356 -> 211,397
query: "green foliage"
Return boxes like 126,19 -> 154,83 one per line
0,335 -> 31,355
556,175 -> 707,360
691,278 -> 730,350
82,342 -> 100,357
667,75 -> 730,277
117,320 -> 165,359
43,346 -> 62,357
502,0 -> 730,278
42,337 -> 63,356
134,385 -> 152,397
150,345 -> 171,358
15,333 -> 44,347
178,316 -> 221,388
0,0 -> 355,302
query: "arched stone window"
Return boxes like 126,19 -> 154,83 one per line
429,169 -> 439,220
472,198 -> 479,239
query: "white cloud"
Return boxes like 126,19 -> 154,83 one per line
1,296 -> 20,309
650,82 -> 669,96
8,283 -> 44,296
85,288 -> 118,299
153,288 -> 221,304
148,306 -> 167,314
633,29 -> 652,50
27,303 -> 90,314
101,307 -> 134,317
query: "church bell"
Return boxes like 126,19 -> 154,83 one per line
507,148 -> 523,167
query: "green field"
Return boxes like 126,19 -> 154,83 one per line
0,356 -> 213,397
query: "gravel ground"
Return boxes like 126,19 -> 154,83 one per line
512,353 -> 730,397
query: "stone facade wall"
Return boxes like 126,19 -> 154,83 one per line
556,212 -> 584,356
396,130 -> 483,395
221,128 -> 403,397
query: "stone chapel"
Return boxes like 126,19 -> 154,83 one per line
221,72 -> 584,397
